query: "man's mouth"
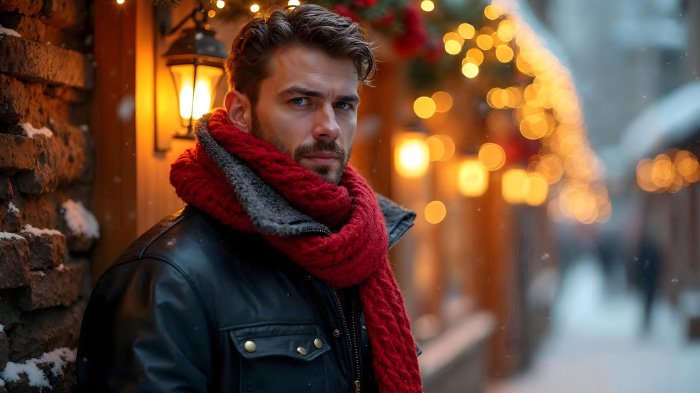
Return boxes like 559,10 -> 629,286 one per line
303,152 -> 340,165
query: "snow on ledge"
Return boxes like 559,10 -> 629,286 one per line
21,122 -> 54,138
62,199 -> 100,239
0,347 -> 76,388
7,203 -> 19,214
0,232 -> 24,241
0,25 -> 21,38
22,224 -> 62,237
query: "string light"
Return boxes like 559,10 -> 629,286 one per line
250,3 -> 260,12
216,0 -> 225,8
461,63 -> 479,78
414,96 -> 437,119
421,0 -> 435,12
207,10 -> 216,18
116,0 -> 124,4
288,0 -> 301,5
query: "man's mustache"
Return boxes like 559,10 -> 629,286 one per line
294,141 -> 346,160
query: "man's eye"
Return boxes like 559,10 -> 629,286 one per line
291,97 -> 309,106
335,102 -> 353,110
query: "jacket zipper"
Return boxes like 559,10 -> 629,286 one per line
331,288 -> 361,393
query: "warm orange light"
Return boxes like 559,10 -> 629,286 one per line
478,143 -> 506,171
116,0 -> 124,4
395,135 -> 430,178
414,96 -> 437,119
464,48 -> 484,66
537,154 -> 564,184
425,201 -> 447,224
426,135 -> 445,161
458,159 -> 488,197
524,173 -> 549,206
170,65 -> 222,123
675,150 -> 700,183
458,23 -> 476,39
462,63 -> 479,78
436,135 -> 455,161
444,41 -> 462,55
288,0 -> 301,5
497,20 -> 515,42
421,0 -> 435,12
476,34 -> 493,50
207,10 -> 216,17
519,113 -> 553,140
484,4 -> 503,20
651,154 -> 674,188
216,0 -> 225,8
250,3 -> 260,12
431,91 -> 453,113
502,168 -> 527,204
495,45 -> 514,63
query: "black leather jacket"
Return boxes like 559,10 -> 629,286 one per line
77,199 -> 416,393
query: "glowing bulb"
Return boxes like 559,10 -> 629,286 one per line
414,96 -> 437,119
458,23 -> 476,39
250,3 -> 260,12
421,0 -> 435,12
484,4 -> 503,20
116,0 -> 124,4
395,136 -> 430,178
216,0 -> 225,8
431,91 -> 453,113
458,159 -> 488,197
288,0 -> 300,5
461,63 -> 479,78
425,201 -> 447,224
444,41 -> 462,55
478,143 -> 506,171
495,45 -> 514,62
464,48 -> 484,66
207,10 -> 216,18
476,34 -> 493,50
502,168 -> 528,204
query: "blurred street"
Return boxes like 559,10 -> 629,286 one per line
488,255 -> 700,393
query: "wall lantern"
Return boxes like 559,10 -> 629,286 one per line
161,7 -> 228,143
395,132 -> 431,178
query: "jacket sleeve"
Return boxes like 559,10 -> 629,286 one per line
77,258 -> 213,392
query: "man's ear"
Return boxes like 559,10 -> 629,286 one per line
224,90 -> 252,133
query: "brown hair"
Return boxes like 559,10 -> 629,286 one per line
225,4 -> 376,106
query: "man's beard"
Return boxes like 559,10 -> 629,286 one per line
250,111 -> 351,185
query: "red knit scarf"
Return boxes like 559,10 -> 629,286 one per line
170,109 -> 422,393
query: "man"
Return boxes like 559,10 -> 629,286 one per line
77,4 -> 422,393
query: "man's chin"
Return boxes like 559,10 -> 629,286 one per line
306,164 -> 343,185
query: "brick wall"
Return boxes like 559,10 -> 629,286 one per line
0,0 -> 96,391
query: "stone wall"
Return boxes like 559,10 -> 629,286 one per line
0,0 -> 96,391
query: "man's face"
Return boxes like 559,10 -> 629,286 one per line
249,45 -> 360,184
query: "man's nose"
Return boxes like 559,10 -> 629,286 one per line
312,104 -> 341,140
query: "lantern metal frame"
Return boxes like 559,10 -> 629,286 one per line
160,5 -> 228,144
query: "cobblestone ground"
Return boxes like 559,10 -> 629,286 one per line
487,255 -> 700,393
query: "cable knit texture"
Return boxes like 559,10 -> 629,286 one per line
170,109 -> 422,393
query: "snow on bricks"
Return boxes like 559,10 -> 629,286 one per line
0,202 -> 21,233
16,124 -> 88,194
0,347 -> 77,393
16,261 -> 85,311
0,74 -> 74,134
0,35 -> 92,89
0,236 -> 30,290
20,225 -> 65,270
59,199 -> 98,252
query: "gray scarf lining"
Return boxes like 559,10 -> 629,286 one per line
193,114 -> 331,237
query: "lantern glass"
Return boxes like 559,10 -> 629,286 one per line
169,63 -> 224,132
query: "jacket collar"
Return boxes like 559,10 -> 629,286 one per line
195,114 -> 415,247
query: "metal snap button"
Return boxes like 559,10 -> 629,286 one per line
314,338 -> 323,349
244,341 -> 256,353
297,346 -> 308,356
